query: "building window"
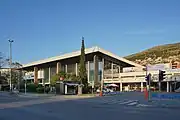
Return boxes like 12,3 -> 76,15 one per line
98,61 -> 102,81
43,68 -> 49,83
67,64 -> 76,74
61,65 -> 65,72
50,66 -> 56,76
89,61 -> 94,82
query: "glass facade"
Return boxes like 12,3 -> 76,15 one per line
89,61 -> 94,82
67,64 -> 76,74
89,61 -> 103,82
98,61 -> 103,81
50,66 -> 56,77
76,62 -> 88,76
40,58 -> 104,84
61,64 -> 65,72
44,68 -> 49,83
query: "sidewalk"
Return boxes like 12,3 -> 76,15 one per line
18,92 -> 56,98
148,99 -> 180,108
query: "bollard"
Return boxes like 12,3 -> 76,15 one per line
144,88 -> 148,100
99,91 -> 103,96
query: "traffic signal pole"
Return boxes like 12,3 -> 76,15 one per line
145,65 -> 151,101
148,73 -> 151,101
158,70 -> 166,92
158,80 -> 161,92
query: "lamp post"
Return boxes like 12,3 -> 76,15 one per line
8,39 -> 14,91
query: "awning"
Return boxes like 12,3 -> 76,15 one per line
65,83 -> 79,86
106,84 -> 119,87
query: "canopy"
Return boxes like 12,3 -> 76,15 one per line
65,83 -> 79,86
106,84 -> 119,87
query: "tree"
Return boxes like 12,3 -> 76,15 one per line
12,62 -> 22,68
79,37 -> 88,91
0,52 -> 7,68
12,62 -> 23,86
69,74 -> 80,82
50,72 -> 80,87
1,62 -> 23,88
50,74 -> 59,86
0,52 -> 8,77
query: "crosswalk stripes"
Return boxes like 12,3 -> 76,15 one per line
75,98 -> 151,107
118,100 -> 135,105
127,101 -> 138,106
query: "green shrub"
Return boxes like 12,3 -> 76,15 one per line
36,87 -> 44,93
82,86 -> 91,94
27,83 -> 38,92
45,87 -> 50,93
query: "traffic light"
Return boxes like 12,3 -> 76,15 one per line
159,70 -> 166,81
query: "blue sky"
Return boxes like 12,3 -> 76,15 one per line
0,0 -> 180,64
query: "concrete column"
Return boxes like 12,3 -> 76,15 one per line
49,67 -> 51,84
78,85 -> 82,95
65,85 -> 67,94
170,82 -> 172,92
65,64 -> 67,73
94,55 -> 99,84
56,62 -> 61,74
118,66 -> 121,78
141,82 -> 143,92
102,58 -> 104,81
87,61 -> 90,83
34,67 -> 38,83
120,82 -> 123,92
167,81 -> 169,92
75,63 -> 78,76
101,58 -> 104,91
111,62 -> 113,79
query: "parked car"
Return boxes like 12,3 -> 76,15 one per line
96,88 -> 114,93
175,87 -> 180,93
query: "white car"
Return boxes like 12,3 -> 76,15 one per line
103,88 -> 114,93
96,89 -> 100,93
175,87 -> 180,93
12,89 -> 19,94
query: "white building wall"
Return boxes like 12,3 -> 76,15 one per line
25,70 -> 44,80
104,68 -> 180,83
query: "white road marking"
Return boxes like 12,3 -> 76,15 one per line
136,104 -> 151,107
118,100 -> 135,104
127,102 -> 138,106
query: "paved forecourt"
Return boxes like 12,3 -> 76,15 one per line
0,93 -> 180,120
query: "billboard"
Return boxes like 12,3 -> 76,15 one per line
147,63 -> 171,71
123,67 -> 143,72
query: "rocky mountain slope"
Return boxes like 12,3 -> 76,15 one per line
125,42 -> 180,66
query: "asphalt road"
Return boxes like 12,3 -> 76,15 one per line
0,92 -> 44,103
0,92 -> 180,120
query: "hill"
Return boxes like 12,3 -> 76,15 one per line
125,42 -> 180,65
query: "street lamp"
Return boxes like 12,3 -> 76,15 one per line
8,39 -> 14,91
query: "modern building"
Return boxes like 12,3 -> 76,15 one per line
22,46 -> 143,85
22,46 -> 180,92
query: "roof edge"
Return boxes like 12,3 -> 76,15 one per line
22,46 -> 144,68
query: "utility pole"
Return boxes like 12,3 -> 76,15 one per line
8,39 -> 14,91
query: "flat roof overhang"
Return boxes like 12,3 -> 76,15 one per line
22,46 -> 144,71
